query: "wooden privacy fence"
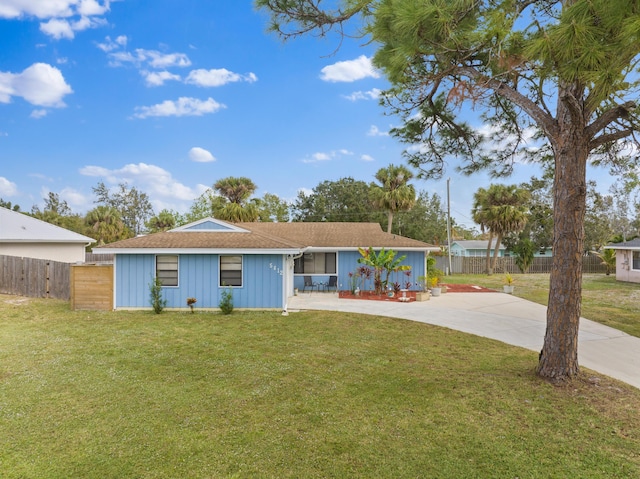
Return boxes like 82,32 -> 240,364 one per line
70,264 -> 114,311
435,255 -> 608,275
0,255 -> 71,300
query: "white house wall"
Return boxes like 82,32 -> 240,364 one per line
0,242 -> 87,263
615,250 -> 640,284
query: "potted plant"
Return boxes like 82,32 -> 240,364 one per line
503,273 -> 515,294
429,276 -> 441,297
415,276 -> 431,301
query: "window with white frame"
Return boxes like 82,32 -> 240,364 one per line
633,251 -> 640,270
220,255 -> 243,287
294,252 -> 336,274
156,255 -> 178,287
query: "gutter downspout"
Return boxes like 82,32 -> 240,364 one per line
282,251 -> 305,316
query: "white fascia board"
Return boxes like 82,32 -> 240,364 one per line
305,246 -> 440,252
96,248 -> 303,255
605,245 -> 640,250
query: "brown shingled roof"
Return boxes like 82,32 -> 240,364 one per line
235,222 -> 434,249
96,221 -> 437,252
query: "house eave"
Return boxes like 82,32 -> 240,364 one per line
96,247 -> 304,255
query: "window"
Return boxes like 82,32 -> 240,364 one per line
156,255 -> 178,287
633,251 -> 640,270
294,253 -> 336,274
220,255 -> 243,287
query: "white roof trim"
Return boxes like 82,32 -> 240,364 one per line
96,247 -> 303,255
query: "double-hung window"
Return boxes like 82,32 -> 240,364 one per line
156,255 -> 178,287
220,255 -> 243,287
633,251 -> 640,270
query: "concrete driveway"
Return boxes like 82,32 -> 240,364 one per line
288,292 -> 640,390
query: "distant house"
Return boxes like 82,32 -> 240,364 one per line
450,239 -> 552,258
95,218 -> 440,311
450,240 -> 507,257
0,206 -> 94,263
605,238 -> 640,284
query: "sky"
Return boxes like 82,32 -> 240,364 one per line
0,0 -> 615,230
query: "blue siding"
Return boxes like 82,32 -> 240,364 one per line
184,221 -> 235,231
115,254 -> 284,309
293,250 -> 426,292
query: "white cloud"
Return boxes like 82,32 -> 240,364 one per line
133,97 -> 225,119
0,1 -> 112,39
97,34 -> 127,52
0,177 -> 18,196
343,88 -> 381,101
0,63 -> 72,107
301,149 -> 354,164
30,109 -> 48,119
109,48 -> 191,69
185,68 -> 257,87
188,147 -> 216,163
361,154 -> 375,162
79,162 -> 209,205
0,1 -> 76,19
320,55 -> 381,83
142,70 -> 181,87
59,187 -> 89,208
367,125 -> 389,137
40,18 -> 74,39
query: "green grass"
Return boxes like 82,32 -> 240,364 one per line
446,273 -> 640,337
1,295 -> 639,478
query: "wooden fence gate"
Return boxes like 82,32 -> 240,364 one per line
70,264 -> 114,311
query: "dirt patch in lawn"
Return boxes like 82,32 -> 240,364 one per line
441,283 -> 497,293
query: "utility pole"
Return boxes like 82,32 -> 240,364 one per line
446,178 -> 452,276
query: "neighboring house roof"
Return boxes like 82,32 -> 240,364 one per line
451,240 -> 505,250
0,206 -> 94,244
605,238 -> 640,250
95,218 -> 438,254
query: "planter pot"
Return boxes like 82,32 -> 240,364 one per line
415,291 -> 431,301
294,288 -> 299,296
431,287 -> 441,297
440,285 -> 447,294
503,285 -> 514,294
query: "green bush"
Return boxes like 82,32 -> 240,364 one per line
219,286 -> 234,314
149,277 -> 167,314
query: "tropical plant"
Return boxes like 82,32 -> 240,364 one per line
85,206 -> 129,245
472,185 -> 530,275
187,297 -> 197,313
146,209 -> 177,233
213,176 -> 260,222
370,164 -> 416,233
591,249 -> 616,276
504,273 -> 514,286
512,237 -> 536,274
357,247 -> 409,295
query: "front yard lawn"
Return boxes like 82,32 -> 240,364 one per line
1,295 -> 639,478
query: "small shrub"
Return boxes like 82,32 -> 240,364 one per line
219,286 -> 234,314
187,297 -> 197,313
149,277 -> 167,314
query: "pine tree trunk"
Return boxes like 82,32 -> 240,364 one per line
537,91 -> 588,381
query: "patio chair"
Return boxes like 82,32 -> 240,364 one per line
303,276 -> 318,293
325,275 -> 338,292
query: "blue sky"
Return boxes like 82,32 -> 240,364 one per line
0,0 -> 613,230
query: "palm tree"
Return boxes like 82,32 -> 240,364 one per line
371,164 -> 416,233
472,184 -> 530,274
85,206 -> 129,245
146,210 -> 177,233
213,177 -> 259,222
